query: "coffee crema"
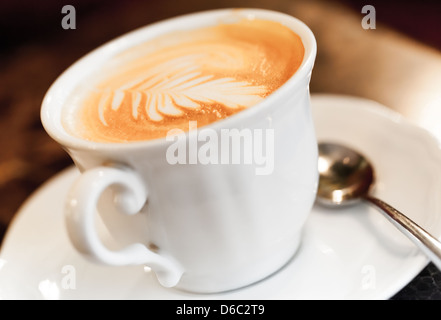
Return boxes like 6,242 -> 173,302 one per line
63,18 -> 304,142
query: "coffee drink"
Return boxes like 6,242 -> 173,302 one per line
62,18 -> 304,142
42,9 -> 318,293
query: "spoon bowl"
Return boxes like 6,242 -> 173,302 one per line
317,142 -> 441,270
317,142 -> 374,207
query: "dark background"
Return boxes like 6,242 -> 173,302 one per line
2,0 -> 441,55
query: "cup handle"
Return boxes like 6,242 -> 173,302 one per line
65,166 -> 183,287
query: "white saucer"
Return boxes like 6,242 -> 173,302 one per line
2,94 -> 441,300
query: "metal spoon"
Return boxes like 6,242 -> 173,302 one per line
317,142 -> 441,270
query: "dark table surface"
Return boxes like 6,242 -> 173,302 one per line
1,0 -> 441,300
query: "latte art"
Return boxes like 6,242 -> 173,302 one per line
97,53 -> 267,124
63,18 -> 304,142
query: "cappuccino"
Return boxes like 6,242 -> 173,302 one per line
62,18 -> 304,142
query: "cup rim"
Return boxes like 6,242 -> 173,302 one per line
41,8 -> 317,152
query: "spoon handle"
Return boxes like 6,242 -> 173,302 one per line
365,195 -> 441,270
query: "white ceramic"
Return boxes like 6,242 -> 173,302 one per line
40,9 -> 318,293
3,94 -> 441,299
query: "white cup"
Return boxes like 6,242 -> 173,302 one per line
41,8 -> 317,293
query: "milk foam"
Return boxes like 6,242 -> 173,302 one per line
63,18 -> 304,142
